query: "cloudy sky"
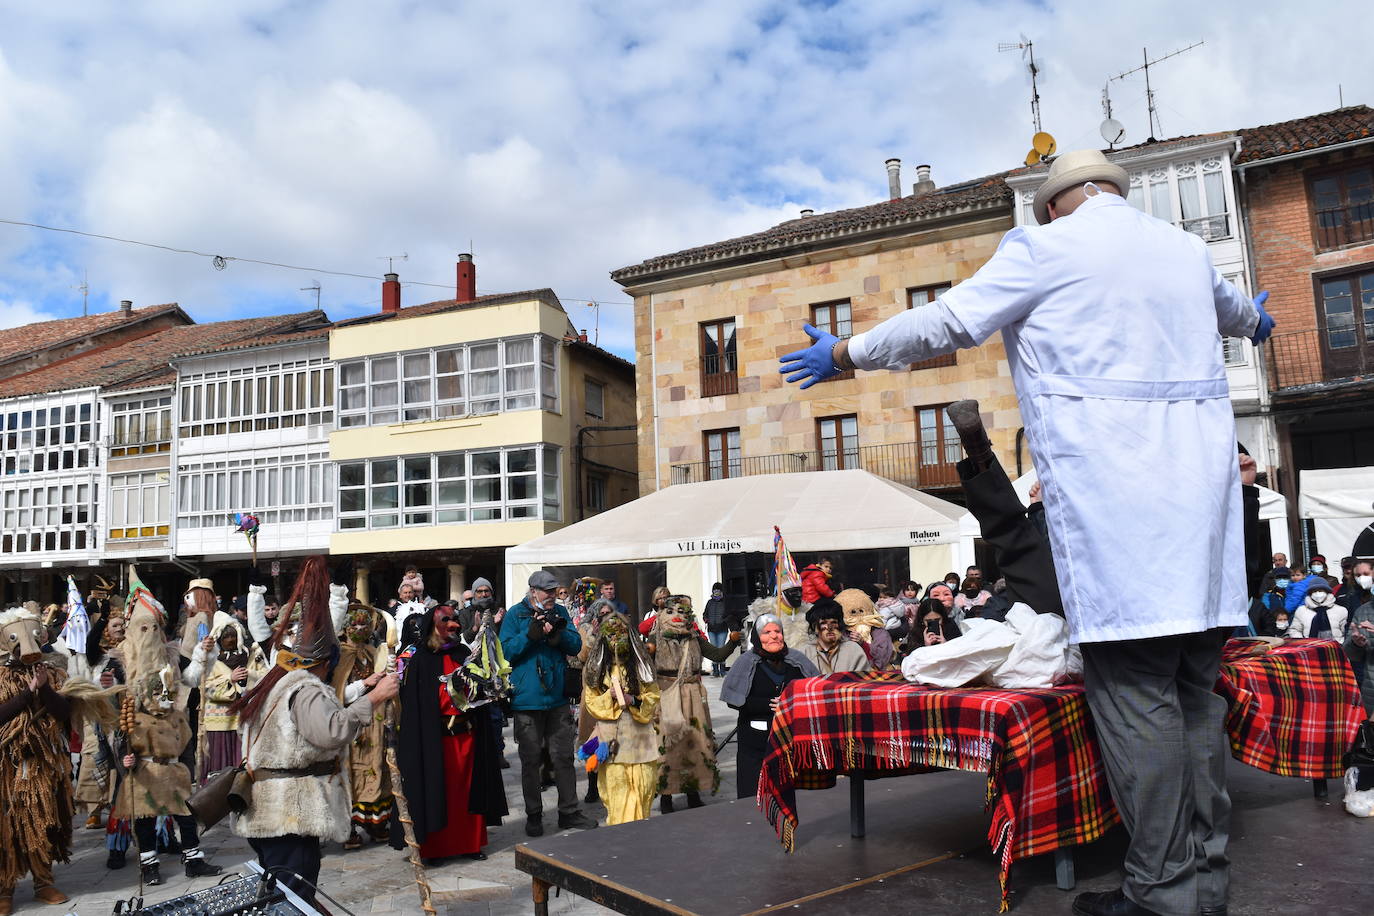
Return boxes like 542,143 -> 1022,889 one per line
0,0 -> 1367,359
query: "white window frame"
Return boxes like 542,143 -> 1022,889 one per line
336,444 -> 561,530
176,450 -> 334,529
177,358 -> 334,439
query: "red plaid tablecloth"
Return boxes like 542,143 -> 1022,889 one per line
756,640 -> 1363,911
755,671 -> 1117,911
1216,638 -> 1363,778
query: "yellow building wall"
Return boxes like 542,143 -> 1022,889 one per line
326,295 -> 639,554
329,298 -> 567,361
630,217 -> 1023,495
331,519 -> 552,555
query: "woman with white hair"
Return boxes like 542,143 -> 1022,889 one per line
720,614 -> 817,799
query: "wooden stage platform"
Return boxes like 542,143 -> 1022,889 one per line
515,759 -> 1369,915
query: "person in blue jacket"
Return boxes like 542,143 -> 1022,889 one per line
499,569 -> 597,837
1285,557 -> 1334,613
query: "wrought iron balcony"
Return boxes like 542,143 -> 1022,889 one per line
669,440 -> 961,490
1315,201 -> 1374,250
1264,327 -> 1374,395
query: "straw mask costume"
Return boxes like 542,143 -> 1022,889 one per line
0,608 -> 74,911
581,613 -> 659,824
331,601 -> 396,845
647,595 -> 736,804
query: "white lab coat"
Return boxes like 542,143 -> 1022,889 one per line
848,192 -> 1259,644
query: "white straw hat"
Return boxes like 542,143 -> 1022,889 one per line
1031,149 -> 1129,225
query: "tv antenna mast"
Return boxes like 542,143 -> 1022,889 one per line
378,252 -> 408,273
1109,41 -> 1203,142
998,35 -> 1043,135
300,282 -> 321,309
72,269 -> 89,317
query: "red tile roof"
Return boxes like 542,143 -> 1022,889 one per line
169,322 -> 333,360
611,174 -> 1012,283
1236,105 -> 1374,164
0,311 -> 326,399
0,303 -> 190,367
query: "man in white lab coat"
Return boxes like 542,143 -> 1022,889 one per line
780,149 -> 1272,916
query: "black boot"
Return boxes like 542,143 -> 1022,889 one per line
584,780 -> 600,805
140,861 -> 162,887
105,849 -> 126,870
685,791 -> 704,809
659,794 -> 674,814
1071,888 -> 1159,916
946,400 -> 994,472
183,855 -> 223,878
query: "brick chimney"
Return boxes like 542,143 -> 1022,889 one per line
912,164 -> 936,196
119,299 -> 133,316
456,253 -> 476,303
885,158 -> 902,199
382,273 -> 401,313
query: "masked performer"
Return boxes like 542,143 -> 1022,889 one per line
332,597 -> 396,849
114,594 -> 223,886
834,588 -> 895,670
646,595 -> 739,813
230,556 -> 398,904
398,603 -> 508,863
74,608 -> 126,829
0,608 -> 74,914
581,612 -> 660,825
202,613 -> 249,780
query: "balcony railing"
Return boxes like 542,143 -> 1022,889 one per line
1316,202 -> 1374,250
669,440 -> 961,489
1179,213 -> 1231,242
1265,327 -> 1374,393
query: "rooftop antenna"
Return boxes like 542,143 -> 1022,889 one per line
378,252 -> 408,273
588,301 -> 600,346
1109,41 -> 1203,142
998,35 -> 1043,135
1100,83 -> 1125,149
300,282 -> 321,309
72,269 -> 89,317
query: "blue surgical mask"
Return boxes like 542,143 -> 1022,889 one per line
1311,564 -> 1325,575
1274,578 -> 1289,589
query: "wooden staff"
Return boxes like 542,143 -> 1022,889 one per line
383,670 -> 437,916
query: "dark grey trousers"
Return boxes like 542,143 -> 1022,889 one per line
513,705 -> 579,820
1081,629 -> 1231,916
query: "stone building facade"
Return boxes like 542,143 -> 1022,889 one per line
614,168 -> 1024,502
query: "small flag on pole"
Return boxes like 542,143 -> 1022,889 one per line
773,525 -> 800,616
231,512 -> 261,567
60,575 -> 90,650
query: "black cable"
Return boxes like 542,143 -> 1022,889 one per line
0,216 -> 631,306
263,865 -> 360,916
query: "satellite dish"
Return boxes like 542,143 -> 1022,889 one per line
1024,149 -> 1041,167
1032,132 -> 1057,156
1100,118 -> 1125,144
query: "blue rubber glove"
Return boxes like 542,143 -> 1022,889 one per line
1250,291 -> 1274,345
778,323 -> 840,389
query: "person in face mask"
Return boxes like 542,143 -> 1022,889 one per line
1288,583 -> 1348,640
953,576 -> 992,617
702,582 -> 732,677
1285,557 -> 1337,614
1337,560 -> 1374,618
1254,567 -> 1291,636
458,578 -> 497,644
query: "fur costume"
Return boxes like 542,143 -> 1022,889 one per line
0,608 -> 73,896
233,668 -> 354,842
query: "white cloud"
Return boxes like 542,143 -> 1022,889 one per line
0,0 -> 1369,358
0,298 -> 60,330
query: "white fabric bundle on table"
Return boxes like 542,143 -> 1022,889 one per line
900,604 -> 1083,689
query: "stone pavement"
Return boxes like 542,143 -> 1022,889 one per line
25,682 -> 746,916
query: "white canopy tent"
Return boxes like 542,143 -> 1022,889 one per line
956,469 -> 1292,571
1299,467 -> 1374,560
505,470 -> 967,609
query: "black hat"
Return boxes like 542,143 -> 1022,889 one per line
1272,567 -> 1292,578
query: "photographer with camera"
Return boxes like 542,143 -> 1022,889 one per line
499,570 -> 597,837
